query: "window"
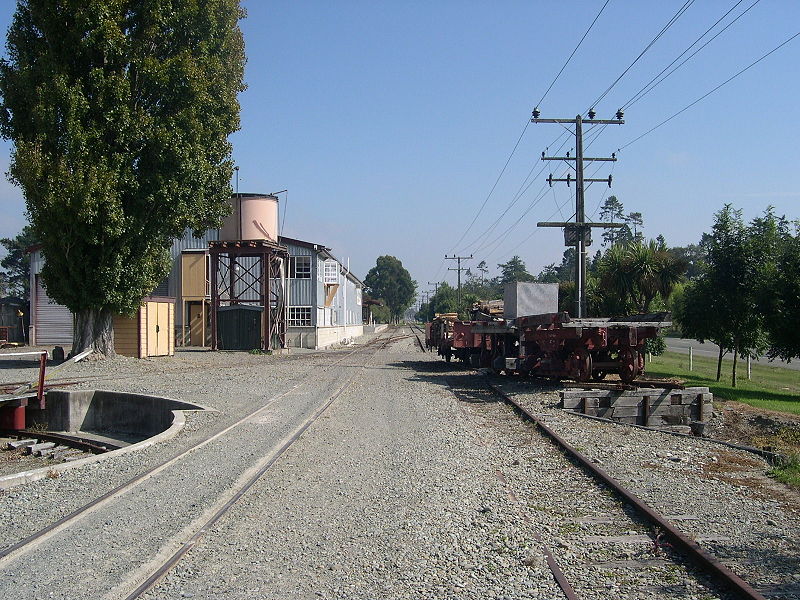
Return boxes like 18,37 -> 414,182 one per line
288,306 -> 312,327
324,261 -> 339,284
289,256 -> 311,279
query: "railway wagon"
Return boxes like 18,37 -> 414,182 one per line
425,313 -> 459,360
433,311 -> 670,383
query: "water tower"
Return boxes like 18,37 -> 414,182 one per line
210,193 -> 289,351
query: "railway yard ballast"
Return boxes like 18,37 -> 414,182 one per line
0,327 -> 798,600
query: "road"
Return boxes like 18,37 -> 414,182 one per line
665,337 -> 800,372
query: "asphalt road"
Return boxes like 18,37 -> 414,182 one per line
665,337 -> 800,372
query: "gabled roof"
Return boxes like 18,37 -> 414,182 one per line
278,235 -> 364,287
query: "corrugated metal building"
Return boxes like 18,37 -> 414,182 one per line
27,231 -> 363,351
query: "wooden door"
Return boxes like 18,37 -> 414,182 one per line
157,302 -> 169,355
189,303 -> 204,346
146,302 -> 158,356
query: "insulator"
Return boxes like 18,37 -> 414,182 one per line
532,107 -> 541,119
616,108 -> 624,120
588,108 -> 596,119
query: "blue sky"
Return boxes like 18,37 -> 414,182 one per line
1,1 -> 799,297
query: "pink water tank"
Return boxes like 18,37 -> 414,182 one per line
221,193 -> 279,241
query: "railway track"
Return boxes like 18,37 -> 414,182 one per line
0,329 -> 407,598
448,376 -> 767,600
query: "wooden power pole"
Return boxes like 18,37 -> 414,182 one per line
444,255 -> 472,312
531,108 -> 625,317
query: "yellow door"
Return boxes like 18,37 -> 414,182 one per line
189,304 -> 204,346
146,302 -> 158,356
157,302 -> 169,355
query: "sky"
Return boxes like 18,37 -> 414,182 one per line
1,1 -> 799,299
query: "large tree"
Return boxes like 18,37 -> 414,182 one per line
0,223 -> 38,299
0,0 -> 245,355
497,255 -> 534,284
675,206 -> 772,386
364,256 -> 416,323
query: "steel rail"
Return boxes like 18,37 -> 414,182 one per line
124,329 -> 404,598
486,382 -> 768,600
0,332 -> 392,562
3,430 -> 120,453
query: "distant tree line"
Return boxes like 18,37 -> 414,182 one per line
415,196 -> 800,386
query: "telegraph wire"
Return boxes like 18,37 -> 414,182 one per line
589,0 -> 695,111
474,128 -> 611,259
489,159 -> 608,262
535,0 -> 611,109
452,0 -> 613,258
460,131 -> 571,253
449,121 -> 530,252
619,29 -> 800,151
622,0 -> 761,110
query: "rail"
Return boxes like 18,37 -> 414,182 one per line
486,381 -> 768,600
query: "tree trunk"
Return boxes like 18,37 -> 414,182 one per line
731,345 -> 738,388
73,307 -> 115,357
716,344 -> 724,382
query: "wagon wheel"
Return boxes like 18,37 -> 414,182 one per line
569,348 -> 593,382
618,347 -> 640,383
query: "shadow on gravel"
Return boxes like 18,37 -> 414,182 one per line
389,360 -> 502,405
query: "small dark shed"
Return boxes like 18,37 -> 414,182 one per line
0,297 -> 28,344
217,305 -> 263,350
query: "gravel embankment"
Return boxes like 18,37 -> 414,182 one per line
0,342 -> 376,599
493,377 -> 800,600
144,333 -> 565,600
1,331 -> 796,599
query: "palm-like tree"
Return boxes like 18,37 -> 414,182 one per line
596,240 -> 687,315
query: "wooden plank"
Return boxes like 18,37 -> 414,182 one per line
7,439 -> 37,450
27,442 -> 55,455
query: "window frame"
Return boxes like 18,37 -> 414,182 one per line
289,255 -> 312,279
288,306 -> 312,327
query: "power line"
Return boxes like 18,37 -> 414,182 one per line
619,29 -> 800,151
622,0 -> 761,110
453,0 -> 612,255
460,131 -> 571,253
589,0 -> 696,111
450,121 -> 529,251
535,0 -> 611,109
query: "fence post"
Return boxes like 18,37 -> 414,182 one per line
689,346 -> 693,371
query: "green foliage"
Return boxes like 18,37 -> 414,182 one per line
674,206 -> 789,385
370,303 -> 391,324
497,255 -> 534,284
536,249 -> 575,283
595,239 -> 686,315
770,454 -> 800,489
0,1 -> 245,325
0,224 -> 38,299
643,335 -> 666,356
364,256 -> 416,323
763,220 -> 800,361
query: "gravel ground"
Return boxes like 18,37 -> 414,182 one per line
1,330 -> 796,599
144,330 -> 565,600
0,341 -> 377,599
492,376 -> 800,600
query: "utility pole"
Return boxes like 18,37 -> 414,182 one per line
445,254 -> 472,312
531,107 -> 624,317
427,281 -> 441,296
